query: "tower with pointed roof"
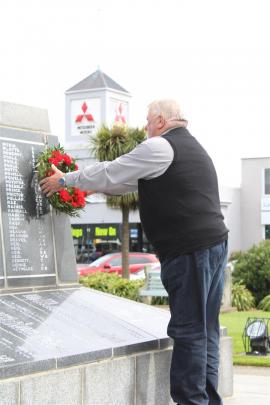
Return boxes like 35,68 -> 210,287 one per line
65,69 -> 131,159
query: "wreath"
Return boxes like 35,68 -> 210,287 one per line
36,145 -> 86,217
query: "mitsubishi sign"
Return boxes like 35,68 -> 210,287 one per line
71,99 -> 101,136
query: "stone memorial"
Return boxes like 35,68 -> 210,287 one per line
221,264 -> 233,311
0,101 -> 233,405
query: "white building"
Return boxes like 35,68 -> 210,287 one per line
64,70 -> 267,259
65,68 -> 131,165
218,158 -> 270,256
241,158 -> 270,250
220,186 -> 241,255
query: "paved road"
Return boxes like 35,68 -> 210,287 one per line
224,366 -> 270,405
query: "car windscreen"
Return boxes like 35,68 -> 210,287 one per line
89,253 -> 115,267
129,256 -> 152,264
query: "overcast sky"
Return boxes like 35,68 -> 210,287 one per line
1,0 -> 270,187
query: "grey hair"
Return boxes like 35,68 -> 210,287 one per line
148,99 -> 186,121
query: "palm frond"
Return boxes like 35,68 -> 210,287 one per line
126,127 -> 147,151
106,193 -> 139,211
90,124 -> 146,210
91,124 -> 128,161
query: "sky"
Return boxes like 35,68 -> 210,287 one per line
1,0 -> 270,187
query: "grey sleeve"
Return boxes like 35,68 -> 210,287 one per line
65,137 -> 174,195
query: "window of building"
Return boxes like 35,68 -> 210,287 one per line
265,225 -> 270,240
264,168 -> 270,194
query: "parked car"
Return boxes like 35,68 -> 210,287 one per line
87,240 -> 122,263
77,252 -> 159,277
130,262 -> 161,280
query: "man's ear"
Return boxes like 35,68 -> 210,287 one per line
157,115 -> 166,129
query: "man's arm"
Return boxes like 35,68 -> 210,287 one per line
40,137 -> 174,197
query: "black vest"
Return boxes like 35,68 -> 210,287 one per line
138,127 -> 228,261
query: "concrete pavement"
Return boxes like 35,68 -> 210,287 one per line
224,366 -> 270,405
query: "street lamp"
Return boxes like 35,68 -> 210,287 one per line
243,317 -> 270,355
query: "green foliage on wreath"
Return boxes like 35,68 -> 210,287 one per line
36,144 -> 77,177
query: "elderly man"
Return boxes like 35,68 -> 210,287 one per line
40,99 -> 228,405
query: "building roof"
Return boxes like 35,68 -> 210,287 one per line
66,69 -> 129,93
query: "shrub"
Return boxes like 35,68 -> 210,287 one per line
232,241 -> 270,304
79,272 -> 144,301
232,281 -> 255,311
229,250 -> 243,262
257,295 -> 270,311
151,296 -> 168,305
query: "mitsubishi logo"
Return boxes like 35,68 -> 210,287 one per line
75,102 -> 94,123
114,103 -> 126,124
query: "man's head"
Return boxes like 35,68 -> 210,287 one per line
145,99 -> 187,138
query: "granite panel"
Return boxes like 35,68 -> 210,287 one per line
0,288 -> 165,378
20,368 -> 82,405
113,339 -> 159,356
159,336 -> 173,350
57,348 -> 112,368
84,357 -> 135,405
0,325 -> 35,361
46,134 -> 58,146
73,287 -> 170,338
5,276 -> 57,288
0,292 -> 110,359
46,135 -> 78,284
0,318 -> 56,379
0,380 -> 19,405
136,349 -> 173,405
0,126 -> 45,144
0,359 -> 56,379
0,132 -> 56,288
0,127 -> 78,290
19,289 -> 159,350
51,210 -> 78,283
0,323 -> 56,379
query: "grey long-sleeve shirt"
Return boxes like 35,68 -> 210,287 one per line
65,136 -> 174,195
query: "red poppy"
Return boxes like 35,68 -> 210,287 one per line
59,189 -> 72,202
63,154 -> 72,166
48,157 -> 59,165
52,150 -> 62,158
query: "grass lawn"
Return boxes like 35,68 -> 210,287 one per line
219,310 -> 270,366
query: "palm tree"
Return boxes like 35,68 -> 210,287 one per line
91,124 -> 146,279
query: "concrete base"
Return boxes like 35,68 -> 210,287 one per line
218,336 -> 234,398
0,335 -> 232,405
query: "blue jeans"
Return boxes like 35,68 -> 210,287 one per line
161,241 -> 228,405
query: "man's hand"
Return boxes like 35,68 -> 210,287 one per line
39,164 -> 64,197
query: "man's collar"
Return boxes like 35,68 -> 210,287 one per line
161,125 -> 184,136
